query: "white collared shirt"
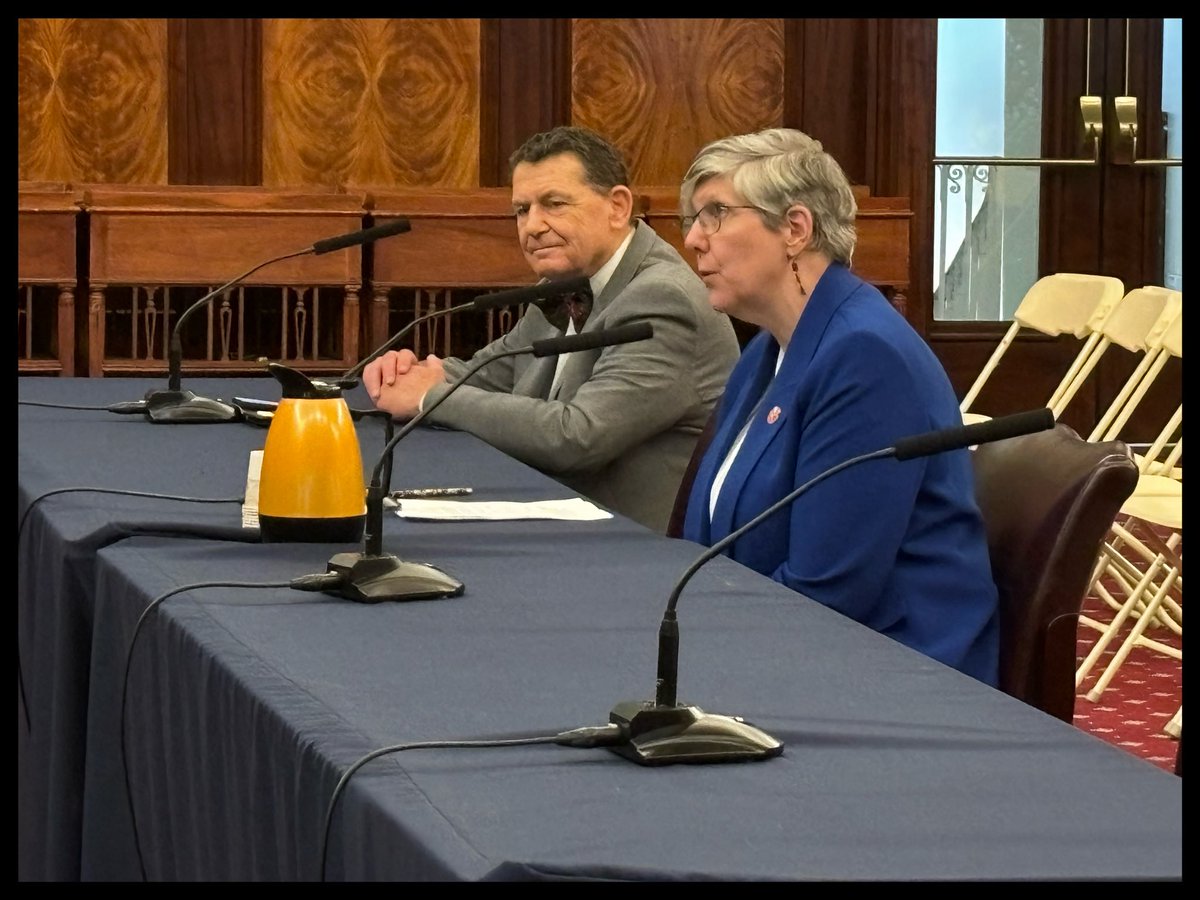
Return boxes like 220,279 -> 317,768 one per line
549,227 -> 636,399
709,346 -> 787,521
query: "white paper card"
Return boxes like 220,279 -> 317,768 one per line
242,449 -> 263,529
393,497 -> 612,522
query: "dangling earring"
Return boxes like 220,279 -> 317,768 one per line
791,258 -> 807,297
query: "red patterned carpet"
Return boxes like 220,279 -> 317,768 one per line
1073,591 -> 1182,773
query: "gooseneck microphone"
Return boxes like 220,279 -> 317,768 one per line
607,407 -> 1055,766
336,276 -> 593,388
469,276 -> 593,313
309,219 -> 412,256
289,321 -> 654,603
118,219 -> 412,424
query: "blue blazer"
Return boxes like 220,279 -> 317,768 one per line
683,264 -> 999,685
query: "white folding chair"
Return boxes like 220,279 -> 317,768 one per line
1076,403 -> 1182,702
1090,297 -> 1182,449
959,273 -> 1125,426
1050,286 -> 1181,420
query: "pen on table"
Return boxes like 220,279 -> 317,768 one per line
232,396 -> 279,412
389,487 -> 474,499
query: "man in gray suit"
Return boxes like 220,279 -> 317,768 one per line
362,126 -> 739,532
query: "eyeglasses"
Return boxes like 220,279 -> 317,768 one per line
680,202 -> 769,236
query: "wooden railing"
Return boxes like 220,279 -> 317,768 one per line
18,183 -> 79,375
18,183 -> 912,376
364,188 -> 531,358
80,185 -> 367,377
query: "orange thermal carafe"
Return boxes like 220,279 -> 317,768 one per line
258,363 -> 366,543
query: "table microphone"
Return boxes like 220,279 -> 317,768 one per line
606,407 -> 1055,765
289,321 -> 655,603
111,219 -> 412,424
334,276 -> 593,388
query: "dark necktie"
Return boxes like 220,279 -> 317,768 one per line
541,292 -> 593,332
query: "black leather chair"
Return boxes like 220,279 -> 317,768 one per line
971,423 -> 1139,722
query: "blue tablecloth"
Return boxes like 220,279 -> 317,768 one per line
18,378 -> 1184,881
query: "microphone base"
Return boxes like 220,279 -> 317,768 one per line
313,551 -> 464,604
606,701 -> 783,766
142,389 -> 240,424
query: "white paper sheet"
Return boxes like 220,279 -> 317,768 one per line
242,449 -> 263,529
392,497 -> 612,522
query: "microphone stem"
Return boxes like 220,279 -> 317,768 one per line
655,612 -> 679,707
652,445 -> 893,711
664,446 -> 895,617
168,246 -> 312,388
167,335 -> 183,392
382,416 -> 395,493
341,300 -> 476,382
364,483 -> 387,557
368,346 -> 527,488
359,346 -> 529,557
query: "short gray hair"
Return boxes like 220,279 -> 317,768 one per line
680,128 -> 857,264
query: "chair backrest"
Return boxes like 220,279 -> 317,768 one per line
1013,273 -> 1125,337
1098,286 -> 1181,352
960,273 -> 1124,416
971,423 -> 1138,722
667,399 -> 722,538
1048,285 -> 1181,418
1089,300 -> 1182,441
1159,302 -> 1183,358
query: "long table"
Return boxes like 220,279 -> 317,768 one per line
18,378 -> 1183,881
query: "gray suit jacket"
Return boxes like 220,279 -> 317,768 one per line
422,220 -> 740,532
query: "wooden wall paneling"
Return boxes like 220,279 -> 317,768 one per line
571,18 -> 784,188
870,18 -> 935,333
1099,18 -> 1163,285
81,186 -> 367,377
783,19 -> 873,186
18,19 -> 168,184
263,19 -> 481,189
1040,18 -> 1107,276
480,19 -> 573,187
18,184 -> 81,375
480,20 -> 501,188
782,22 -> 804,142
167,19 -> 262,186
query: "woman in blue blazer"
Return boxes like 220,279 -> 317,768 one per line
679,128 -> 999,685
